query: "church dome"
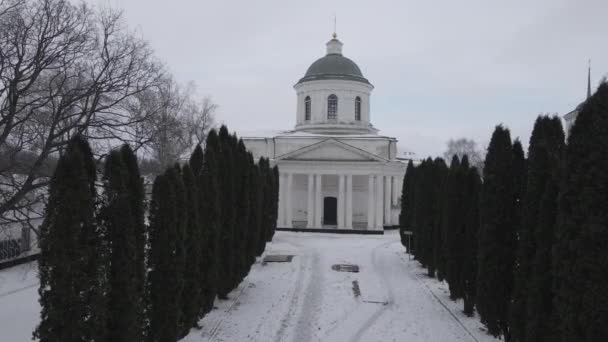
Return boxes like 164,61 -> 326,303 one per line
297,36 -> 370,85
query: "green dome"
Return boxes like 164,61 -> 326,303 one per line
297,37 -> 370,85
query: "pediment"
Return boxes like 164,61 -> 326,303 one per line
276,139 -> 386,162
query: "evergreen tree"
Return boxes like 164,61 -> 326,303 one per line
430,158 -> 448,278
179,163 -> 204,336
190,144 -> 204,176
509,117 -> 563,342
35,136 -> 105,342
246,154 -> 263,272
120,144 -> 146,340
462,164 -> 481,316
553,81 -> 608,341
100,150 -> 140,342
217,126 -> 236,299
439,155 -> 460,282
200,129 -> 221,314
269,165 -> 280,242
477,125 -> 517,341
257,158 -> 270,255
412,159 -> 432,266
446,155 -> 468,299
400,160 -> 416,249
146,167 -> 186,342
525,117 -> 564,342
234,139 -> 251,284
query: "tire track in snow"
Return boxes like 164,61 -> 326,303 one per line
349,240 -> 395,342
291,250 -> 322,342
273,243 -> 308,342
0,282 -> 38,298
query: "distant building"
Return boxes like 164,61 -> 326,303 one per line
242,34 -> 407,231
564,64 -> 592,136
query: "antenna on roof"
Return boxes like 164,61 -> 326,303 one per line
333,13 -> 337,39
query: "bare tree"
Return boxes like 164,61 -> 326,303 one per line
0,0 -> 163,235
129,78 -> 217,170
443,138 -> 485,171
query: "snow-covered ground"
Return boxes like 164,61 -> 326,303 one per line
0,231 -> 500,342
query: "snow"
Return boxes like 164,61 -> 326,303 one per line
0,231 -> 500,342
182,231 -> 500,342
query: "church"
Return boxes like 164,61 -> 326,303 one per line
242,34 -> 407,232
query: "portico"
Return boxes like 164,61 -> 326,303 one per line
276,162 -> 403,231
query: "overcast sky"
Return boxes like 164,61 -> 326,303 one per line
98,0 -> 608,158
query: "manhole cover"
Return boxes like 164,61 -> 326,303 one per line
331,264 -> 359,273
263,255 -> 294,263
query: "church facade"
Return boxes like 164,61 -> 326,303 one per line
242,35 -> 406,231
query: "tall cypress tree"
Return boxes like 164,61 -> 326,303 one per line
146,167 -> 186,342
400,160 -> 416,249
447,155 -> 468,300
439,155 -> 460,283
413,159 -> 432,266
200,129 -> 221,314
100,150 -> 140,342
35,136 -> 105,342
510,116 -> 563,342
217,126 -> 236,299
553,81 -> 608,341
120,144 -> 146,340
234,139 -> 251,284
246,154 -> 262,271
267,165 -> 280,243
430,158 -> 448,278
477,125 -> 517,341
179,163 -> 204,336
525,117 -> 565,342
257,158 -> 270,255
462,164 -> 481,316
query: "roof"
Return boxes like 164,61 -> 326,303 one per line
297,54 -> 370,84
296,37 -> 370,85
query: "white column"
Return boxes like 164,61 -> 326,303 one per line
384,175 -> 391,225
375,175 -> 384,229
367,174 -> 374,229
338,174 -> 345,228
346,174 -> 353,229
278,174 -> 285,227
315,174 -> 323,227
286,173 -> 293,228
307,174 -> 314,228
392,176 -> 400,206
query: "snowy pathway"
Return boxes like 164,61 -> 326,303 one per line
0,231 -> 500,342
183,231 -> 500,342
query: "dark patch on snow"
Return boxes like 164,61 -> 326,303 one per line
331,264 -> 359,273
352,280 -> 361,297
262,255 -> 294,263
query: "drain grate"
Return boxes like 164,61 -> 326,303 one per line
331,264 -> 359,273
262,255 -> 294,263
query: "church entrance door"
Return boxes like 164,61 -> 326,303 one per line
323,197 -> 337,225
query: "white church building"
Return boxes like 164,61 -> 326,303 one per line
243,34 -> 407,232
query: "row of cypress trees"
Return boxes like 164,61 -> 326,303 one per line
400,81 -> 608,342
36,125 -> 279,342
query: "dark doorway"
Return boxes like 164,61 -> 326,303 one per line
323,197 -> 337,225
